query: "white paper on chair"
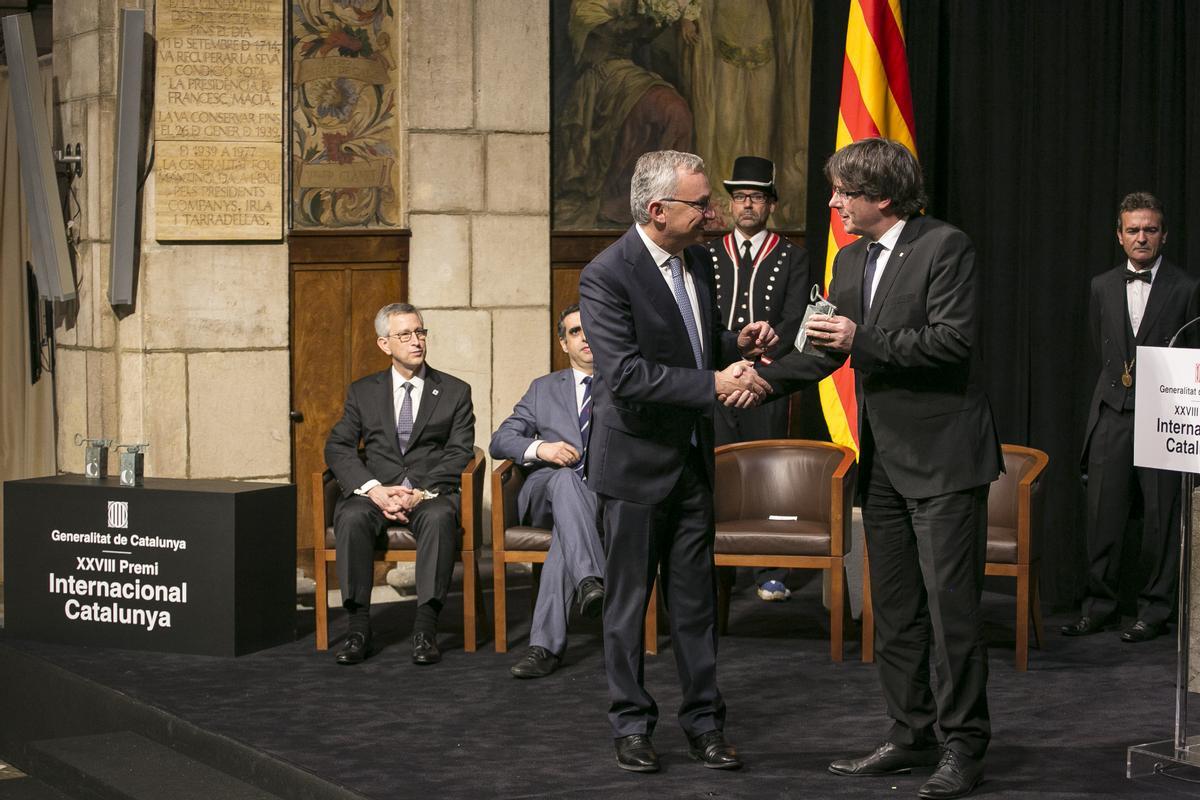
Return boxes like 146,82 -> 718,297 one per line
768,514 -> 799,521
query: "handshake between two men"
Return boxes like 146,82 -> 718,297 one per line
716,320 -> 779,409
716,312 -> 857,408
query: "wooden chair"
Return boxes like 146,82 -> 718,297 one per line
711,439 -> 857,661
861,444 -> 1050,670
311,446 -> 486,651
491,459 -> 658,655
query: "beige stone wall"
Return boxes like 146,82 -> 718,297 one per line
403,0 -> 551,453
52,2 -> 291,483
48,0 -> 550,493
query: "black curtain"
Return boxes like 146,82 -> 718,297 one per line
806,0 -> 1200,608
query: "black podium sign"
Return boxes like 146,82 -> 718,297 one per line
4,475 -> 296,656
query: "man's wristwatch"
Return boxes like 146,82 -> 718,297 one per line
417,488 -> 438,501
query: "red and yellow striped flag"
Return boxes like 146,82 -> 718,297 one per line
819,0 -> 918,455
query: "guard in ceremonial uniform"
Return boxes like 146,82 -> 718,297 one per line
709,156 -> 810,600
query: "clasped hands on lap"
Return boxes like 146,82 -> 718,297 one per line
365,484 -> 427,523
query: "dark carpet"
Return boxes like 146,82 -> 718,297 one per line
3,568 -> 1198,800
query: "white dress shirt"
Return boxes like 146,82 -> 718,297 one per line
1126,257 -> 1160,336
636,224 -> 704,356
523,368 -> 591,464
733,227 -> 768,260
356,365 -> 427,494
865,218 -> 908,309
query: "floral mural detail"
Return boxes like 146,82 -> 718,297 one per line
292,0 -> 399,228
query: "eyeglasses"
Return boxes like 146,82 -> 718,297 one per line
383,328 -> 429,343
730,192 -> 770,205
660,196 -> 715,214
831,187 -> 866,201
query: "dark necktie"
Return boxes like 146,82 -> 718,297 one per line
575,376 -> 592,478
862,242 -> 884,314
668,256 -> 704,368
396,382 -> 414,454
1124,269 -> 1152,284
738,240 -> 754,287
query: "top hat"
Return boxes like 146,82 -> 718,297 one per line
723,156 -> 776,197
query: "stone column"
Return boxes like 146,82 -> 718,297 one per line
404,0 -> 551,452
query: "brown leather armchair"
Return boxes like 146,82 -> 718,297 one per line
310,446 -> 486,652
491,459 -> 658,655
712,439 -> 857,661
861,444 -> 1050,670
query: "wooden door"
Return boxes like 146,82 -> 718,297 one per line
289,231 -> 410,575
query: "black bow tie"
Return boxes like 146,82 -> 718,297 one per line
1124,269 -> 1152,284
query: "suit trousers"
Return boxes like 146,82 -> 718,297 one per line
333,493 -> 460,611
525,468 -> 603,655
1084,404 -> 1181,626
861,445 -> 991,761
599,447 -> 725,739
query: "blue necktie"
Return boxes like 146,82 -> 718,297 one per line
668,256 -> 704,368
862,242 -> 884,315
396,382 -> 414,454
574,375 -> 592,479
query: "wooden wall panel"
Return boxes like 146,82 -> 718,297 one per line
290,231 -> 410,574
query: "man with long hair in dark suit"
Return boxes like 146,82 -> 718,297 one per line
751,138 -> 1002,800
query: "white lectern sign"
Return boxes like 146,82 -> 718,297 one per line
1134,346 -> 1200,472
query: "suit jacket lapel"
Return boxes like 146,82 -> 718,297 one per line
407,366 -> 442,448
378,370 -> 401,457
684,248 -> 713,365
625,229 -> 695,363
1106,268 -> 1131,359
866,218 -> 920,327
1136,261 -> 1176,345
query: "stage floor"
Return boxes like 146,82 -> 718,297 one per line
1,571 -> 1196,799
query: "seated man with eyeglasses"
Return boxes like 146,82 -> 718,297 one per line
707,156 -> 810,602
324,302 -> 475,666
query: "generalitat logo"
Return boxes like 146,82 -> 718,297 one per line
107,500 -> 128,529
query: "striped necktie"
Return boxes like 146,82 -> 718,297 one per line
574,375 -> 592,478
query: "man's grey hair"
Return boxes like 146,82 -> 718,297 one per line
630,150 -> 706,224
374,302 -> 423,337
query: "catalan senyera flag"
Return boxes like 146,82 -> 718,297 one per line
819,0 -> 918,456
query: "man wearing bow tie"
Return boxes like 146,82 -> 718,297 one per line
325,303 -> 475,667
752,137 -> 1002,799
1064,193 -> 1200,644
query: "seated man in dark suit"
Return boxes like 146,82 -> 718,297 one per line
324,302 -> 475,666
490,304 -> 605,679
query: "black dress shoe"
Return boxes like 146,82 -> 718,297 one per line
510,646 -> 559,679
411,631 -> 441,665
828,742 -> 941,776
577,576 -> 605,619
1121,620 -> 1167,643
687,730 -> 742,770
614,734 -> 659,773
1060,615 -> 1118,636
335,632 -> 371,665
918,749 -> 983,799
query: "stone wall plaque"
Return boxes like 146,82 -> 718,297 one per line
154,0 -> 284,240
